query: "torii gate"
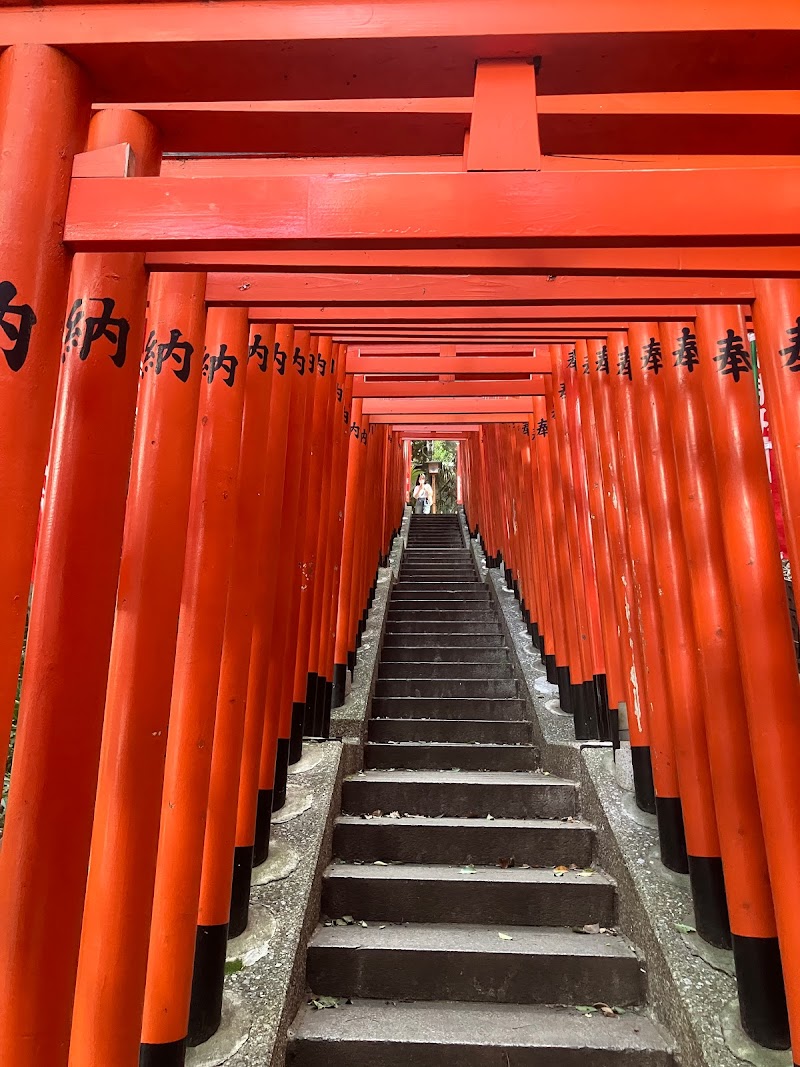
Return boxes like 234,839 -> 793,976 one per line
2,5 -> 800,1067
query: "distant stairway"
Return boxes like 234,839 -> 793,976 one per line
288,514 -> 674,1066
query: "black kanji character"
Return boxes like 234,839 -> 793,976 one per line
292,347 -> 306,375
673,326 -> 699,373
780,317 -> 800,373
337,385 -> 343,402
317,353 -> 327,376
143,328 -> 194,382
308,350 -> 316,373
248,333 -> 270,373
522,422 -> 530,435
203,344 -> 239,387
582,350 -> 591,375
274,341 -> 287,375
558,381 -> 566,398
360,429 -> 368,444
0,280 -> 37,372
567,349 -> 577,370
63,297 -> 130,367
351,421 -> 359,437
343,407 -> 350,424
536,418 -> 548,437
617,346 -> 632,380
596,345 -> 609,374
714,329 -> 752,383
641,337 -> 663,375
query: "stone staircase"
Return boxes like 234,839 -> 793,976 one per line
288,514 -> 674,1066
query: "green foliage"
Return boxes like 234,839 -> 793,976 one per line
410,439 -> 459,514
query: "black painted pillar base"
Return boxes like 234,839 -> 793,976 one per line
687,855 -> 731,950
229,843 -> 255,938
732,934 -> 791,1050
513,579 -> 520,601
529,621 -> 540,648
321,679 -> 333,738
188,923 -> 228,1047
545,653 -> 558,685
582,679 -> 600,739
572,682 -> 592,740
331,662 -> 347,709
505,567 -> 514,590
253,786 -> 274,867
631,744 -> 657,814
303,671 -> 317,737
139,1038 -> 187,1066
272,736 -> 290,812
556,665 -> 572,716
312,673 -> 326,737
289,700 -> 305,764
593,673 -> 611,742
609,706 -> 621,750
655,795 -> 689,873
347,649 -> 356,674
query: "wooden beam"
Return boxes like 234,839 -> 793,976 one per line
5,2 -> 799,101
206,272 -> 754,304
98,90 -> 800,157
363,397 -> 534,414
65,169 -> 800,250
354,378 -> 546,397
245,305 -> 702,322
347,356 -> 549,374
370,412 -> 525,423
147,245 -> 800,276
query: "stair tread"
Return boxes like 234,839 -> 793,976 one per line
346,770 -> 574,787
365,741 -> 534,749
310,922 -> 631,959
291,999 -> 672,1052
336,814 -> 593,831
325,863 -> 613,888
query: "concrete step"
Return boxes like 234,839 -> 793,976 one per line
368,717 -> 532,745
382,632 -> 504,649
365,741 -> 538,772
384,621 -> 501,635
341,770 -> 577,819
397,576 -> 480,585
377,661 -> 513,680
392,587 -> 488,599
287,1000 -> 674,1067
404,551 -> 471,559
374,679 -> 518,699
387,609 -> 497,622
307,923 -> 642,1006
380,646 -> 509,664
371,697 -> 528,719
334,814 -> 593,867
322,862 -> 615,926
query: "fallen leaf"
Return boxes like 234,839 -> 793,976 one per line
553,865 -> 569,878
359,921 -> 368,928
460,865 -> 477,875
498,933 -> 514,941
373,860 -> 389,866
574,923 -> 601,935
486,814 -> 495,821
225,958 -> 243,976
595,1003 -> 616,1018
310,996 -> 340,1010
575,1005 -> 598,1015
580,869 -> 595,877
674,922 -> 696,935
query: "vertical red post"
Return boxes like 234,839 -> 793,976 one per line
611,323 -> 686,870
661,317 -> 788,1046
139,306 -> 249,1064
590,333 -> 655,813
629,320 -> 729,945
70,272 -> 207,1067
696,303 -> 800,1054
0,109 -> 159,1067
0,45 -> 88,761
188,323 -> 275,1046
752,280 -> 800,586
231,324 -> 294,921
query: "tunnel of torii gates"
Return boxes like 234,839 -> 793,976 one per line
4,3 -> 800,1065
